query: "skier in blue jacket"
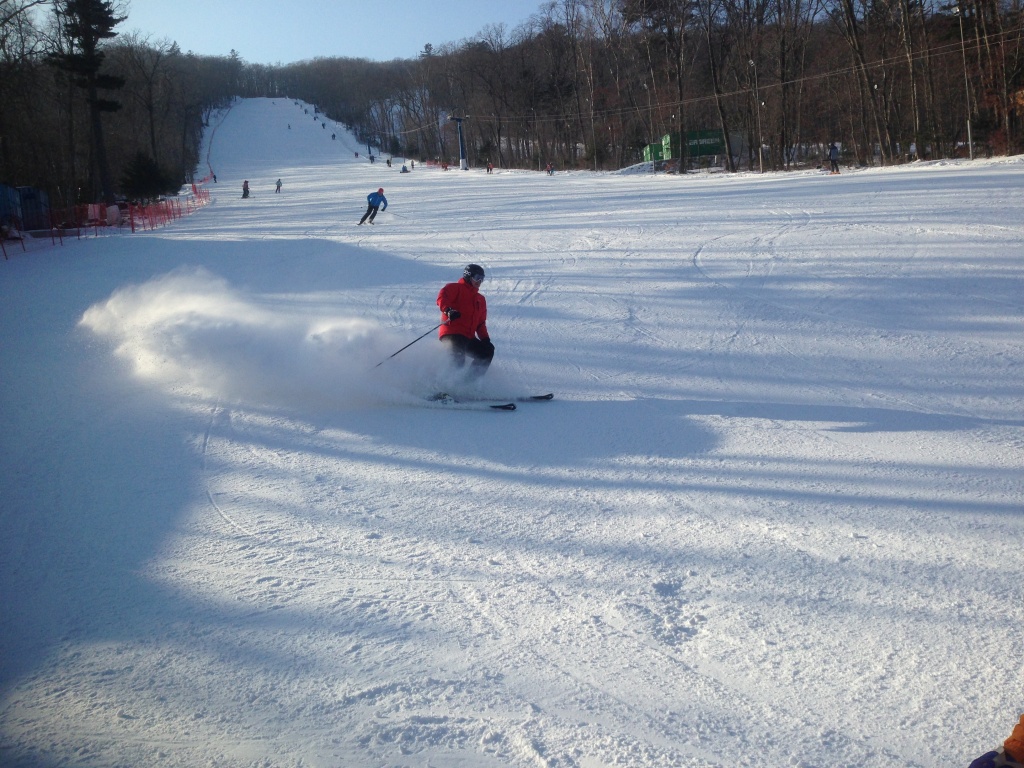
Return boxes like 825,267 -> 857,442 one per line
358,188 -> 387,225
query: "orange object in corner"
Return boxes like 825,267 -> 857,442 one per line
1005,714 -> 1024,763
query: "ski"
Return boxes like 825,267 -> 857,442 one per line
443,393 -> 554,404
426,394 -> 517,411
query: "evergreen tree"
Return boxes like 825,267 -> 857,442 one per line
120,151 -> 178,202
49,0 -> 126,204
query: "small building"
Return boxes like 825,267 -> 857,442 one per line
0,184 -> 22,228
17,186 -> 50,230
661,130 -> 726,160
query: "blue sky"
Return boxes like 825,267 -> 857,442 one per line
122,0 -> 547,64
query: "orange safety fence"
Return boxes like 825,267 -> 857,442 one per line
2,186 -> 211,259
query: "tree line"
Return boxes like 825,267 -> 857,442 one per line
2,0 -> 242,208
2,0 -> 1022,211
280,0 -> 1020,172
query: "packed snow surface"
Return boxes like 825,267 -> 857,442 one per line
2,98 -> 1022,768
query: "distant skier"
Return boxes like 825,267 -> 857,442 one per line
275,178 -> 282,193
436,264 -> 494,380
828,143 -> 840,174
242,180 -> 249,198
358,187 -> 387,225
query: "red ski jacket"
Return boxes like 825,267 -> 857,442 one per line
437,278 -> 489,341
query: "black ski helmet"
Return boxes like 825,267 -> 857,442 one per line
463,264 -> 485,281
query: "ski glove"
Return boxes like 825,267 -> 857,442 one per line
970,749 -> 1024,768
444,308 -> 461,321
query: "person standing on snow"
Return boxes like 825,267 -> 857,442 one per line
828,143 -> 840,174
358,187 -> 387,225
275,178 -> 282,193
436,264 -> 494,379
242,180 -> 250,198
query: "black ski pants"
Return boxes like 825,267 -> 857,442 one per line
359,204 -> 380,224
442,334 -> 494,378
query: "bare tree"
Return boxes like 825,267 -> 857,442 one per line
694,0 -> 741,169
113,31 -> 177,162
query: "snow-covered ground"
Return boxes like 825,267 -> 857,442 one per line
1,97 -> 1022,768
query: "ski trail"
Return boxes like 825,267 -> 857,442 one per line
201,404 -> 256,538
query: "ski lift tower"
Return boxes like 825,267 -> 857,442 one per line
448,115 -> 469,170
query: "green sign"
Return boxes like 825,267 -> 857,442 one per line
687,130 -> 724,157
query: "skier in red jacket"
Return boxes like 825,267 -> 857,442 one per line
436,264 -> 494,379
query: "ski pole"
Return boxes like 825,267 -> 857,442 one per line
373,323 -> 442,368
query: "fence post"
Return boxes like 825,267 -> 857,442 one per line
50,210 -> 63,246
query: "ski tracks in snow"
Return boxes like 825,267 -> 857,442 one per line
688,202 -> 1020,429
202,404 -> 256,538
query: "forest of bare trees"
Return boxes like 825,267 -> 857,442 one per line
2,0 -> 1022,212
291,0 -> 1022,173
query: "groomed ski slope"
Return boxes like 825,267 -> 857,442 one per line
1,97 -> 1023,768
